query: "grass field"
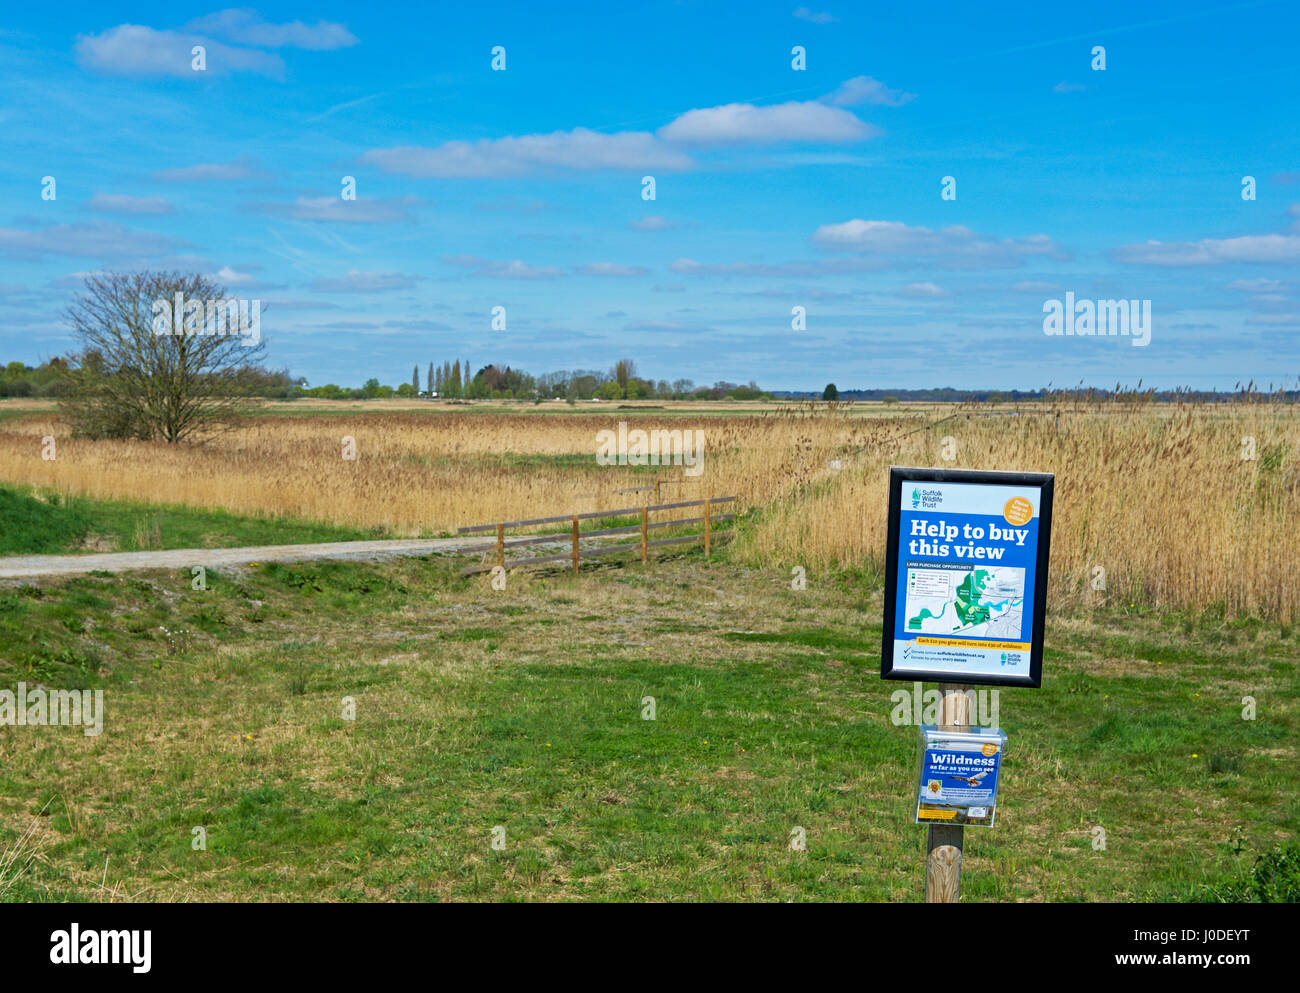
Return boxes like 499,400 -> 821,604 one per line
0,547 -> 1296,902
0,485 -> 397,555
1,398 -> 1297,902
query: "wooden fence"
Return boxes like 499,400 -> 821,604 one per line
458,496 -> 737,575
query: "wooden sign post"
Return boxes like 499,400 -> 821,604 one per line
880,466 -> 1055,904
925,684 -> 971,903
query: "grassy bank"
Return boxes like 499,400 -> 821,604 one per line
1,551 -> 1295,901
0,485 -> 397,556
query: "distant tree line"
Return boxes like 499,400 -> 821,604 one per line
297,356 -> 774,403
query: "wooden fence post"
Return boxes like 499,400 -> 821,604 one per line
925,684 -> 971,903
496,523 -> 504,569
571,515 -> 580,574
703,499 -> 711,557
640,507 -> 648,563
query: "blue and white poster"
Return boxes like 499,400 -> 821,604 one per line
914,726 -> 1007,827
882,469 -> 1053,687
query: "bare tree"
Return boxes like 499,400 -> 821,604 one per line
62,271 -> 268,443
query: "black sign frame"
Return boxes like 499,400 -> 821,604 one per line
881,466 -> 1054,688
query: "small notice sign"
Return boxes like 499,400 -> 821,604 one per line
915,726 -> 1008,827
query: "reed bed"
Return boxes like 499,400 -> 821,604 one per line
0,399 -> 1296,619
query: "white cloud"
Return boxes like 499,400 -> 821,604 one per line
823,76 -> 915,107
255,195 -> 419,223
216,265 -> 259,286
629,215 -> 679,231
669,256 -> 888,278
363,83 -> 883,179
658,100 -> 877,145
185,10 -> 358,49
75,24 -> 284,78
895,282 -> 948,299
309,270 -> 418,293
1226,278 -> 1285,292
440,255 -> 564,279
0,221 -> 186,260
364,128 -> 692,178
1114,234 -> 1300,266
155,158 -> 262,182
793,7 -> 837,23
87,193 -> 175,215
1011,280 -> 1064,294
576,262 -> 650,277
811,219 -> 1068,268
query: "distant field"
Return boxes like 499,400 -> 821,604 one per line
0,552 -> 1295,901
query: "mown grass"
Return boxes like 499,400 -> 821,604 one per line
0,549 -> 1295,902
0,485 -> 395,555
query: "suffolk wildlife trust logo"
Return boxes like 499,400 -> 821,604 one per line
912,487 -> 943,510
1043,292 -> 1151,347
0,683 -> 103,736
152,292 -> 261,346
596,421 -> 705,476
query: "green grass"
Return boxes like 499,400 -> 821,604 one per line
0,552 -> 1296,902
0,485 -> 397,555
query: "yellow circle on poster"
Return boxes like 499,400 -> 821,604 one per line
982,743 -> 999,756
1003,496 -> 1033,526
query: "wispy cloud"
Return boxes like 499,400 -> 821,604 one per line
629,215 -> 680,231
0,221 -> 187,260
1114,234 -> 1300,266
309,270 -> 419,293
75,12 -> 357,80
811,219 -> 1069,268
440,255 -> 564,279
364,129 -> 692,178
75,24 -> 285,79
895,281 -> 949,299
184,10 -> 358,50
155,158 -> 265,182
576,262 -> 651,277
793,7 -> 838,24
823,76 -> 915,107
253,195 -> 420,224
87,193 -> 175,215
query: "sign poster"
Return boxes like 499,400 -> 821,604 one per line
882,467 -> 1054,688
914,726 -> 1008,827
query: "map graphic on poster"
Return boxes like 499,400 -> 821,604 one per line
905,566 -> 1024,639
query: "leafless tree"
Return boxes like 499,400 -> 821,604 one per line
62,270 -> 268,443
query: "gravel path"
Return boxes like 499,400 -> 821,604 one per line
0,537 -> 498,579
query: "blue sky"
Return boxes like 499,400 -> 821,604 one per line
1,1 -> 1298,391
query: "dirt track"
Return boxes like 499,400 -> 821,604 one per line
0,537 -> 496,579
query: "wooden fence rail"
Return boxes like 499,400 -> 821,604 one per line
458,496 -> 737,576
